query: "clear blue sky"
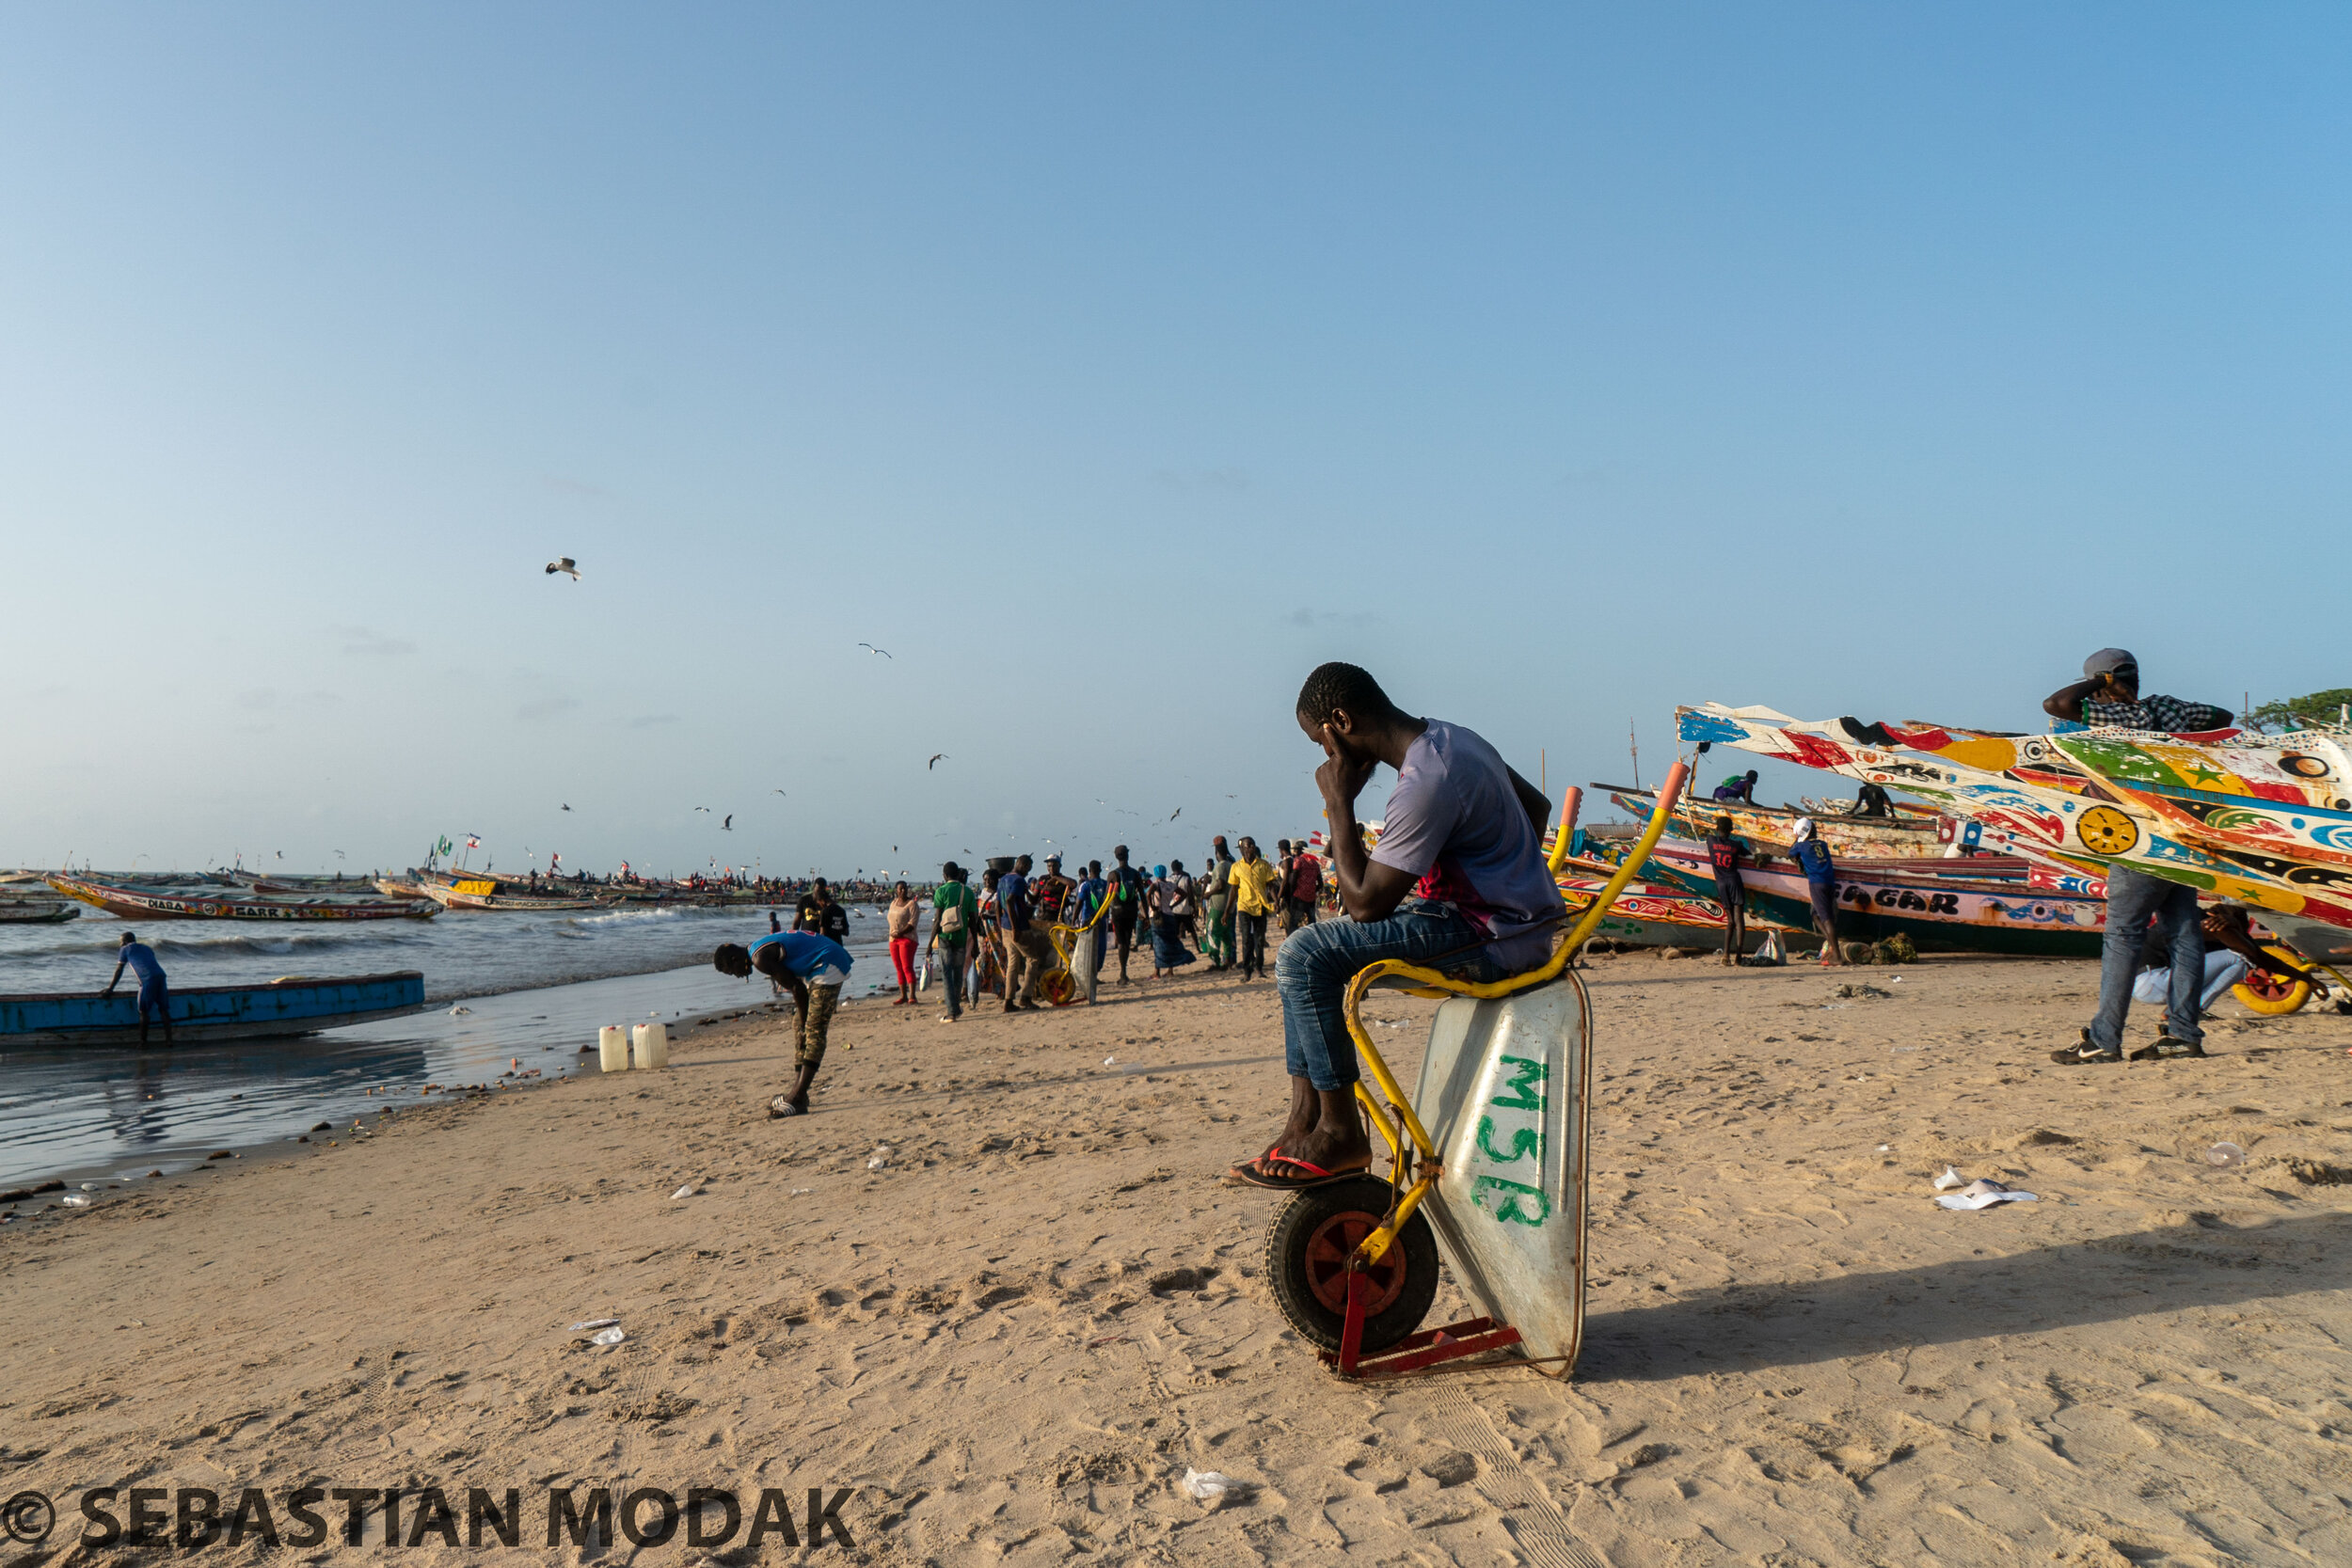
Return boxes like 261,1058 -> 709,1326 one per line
4,6 -> 2344,876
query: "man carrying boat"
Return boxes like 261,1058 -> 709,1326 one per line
712,931 -> 854,1116
2043,649 -> 2236,1065
102,932 -> 173,1046
1231,662 -> 1564,1191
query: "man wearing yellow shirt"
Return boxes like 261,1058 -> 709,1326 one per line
1228,835 -> 1281,982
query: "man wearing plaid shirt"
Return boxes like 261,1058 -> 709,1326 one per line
2042,648 -> 2235,1065
2043,647 -> 2233,734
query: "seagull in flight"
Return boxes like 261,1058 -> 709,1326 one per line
546,557 -> 580,580
858,643 -> 893,658
561,803 -> 571,812
772,788 -> 787,796
693,806 -> 710,813
928,753 -> 947,769
721,815 -> 733,832
1168,807 -> 1183,822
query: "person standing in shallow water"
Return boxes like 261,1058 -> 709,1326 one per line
1231,662 -> 1563,1191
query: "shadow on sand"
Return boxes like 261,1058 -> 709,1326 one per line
1580,1210 -> 2352,1381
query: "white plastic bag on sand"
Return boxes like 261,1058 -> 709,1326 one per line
671,1183 -> 698,1200
1180,1468 -> 1232,1503
866,1146 -> 893,1171
59,1193 -> 90,1208
589,1326 -> 626,1346
1937,1178 -> 2039,1212
568,1318 -> 620,1332
1754,930 -> 1786,966
1932,1165 -> 1966,1191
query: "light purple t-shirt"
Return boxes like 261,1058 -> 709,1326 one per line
1369,720 -> 1565,971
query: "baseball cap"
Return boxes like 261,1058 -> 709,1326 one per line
2083,648 -> 2137,677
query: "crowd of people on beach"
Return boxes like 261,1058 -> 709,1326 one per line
705,651 -> 2334,1155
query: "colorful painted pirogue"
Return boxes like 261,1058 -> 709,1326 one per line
46,874 -> 439,922
1637,836 -> 2106,958
1549,855 -> 1785,952
1608,784 -> 1951,862
1676,705 -> 2352,932
420,875 -> 615,912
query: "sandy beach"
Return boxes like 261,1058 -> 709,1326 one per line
7,948 -> 2352,1566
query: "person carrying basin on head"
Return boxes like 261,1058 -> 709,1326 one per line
102,931 -> 172,1047
1230,662 -> 1565,1191
712,930 -> 853,1117
2043,649 -> 2237,1066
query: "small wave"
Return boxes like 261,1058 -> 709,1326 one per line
570,904 -> 749,927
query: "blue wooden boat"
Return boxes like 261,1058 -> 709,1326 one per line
0,971 -> 427,1048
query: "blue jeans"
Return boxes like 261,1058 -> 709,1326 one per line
2090,865 -> 2203,1053
1274,900 -> 1505,1091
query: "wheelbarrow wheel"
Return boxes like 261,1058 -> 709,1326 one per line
2233,945 -> 2312,1017
1263,1175 -> 1439,1355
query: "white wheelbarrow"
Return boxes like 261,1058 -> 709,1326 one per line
1263,762 -> 1692,1380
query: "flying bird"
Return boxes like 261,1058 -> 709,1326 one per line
693,806 -> 710,813
546,557 -> 580,580
928,753 -> 947,769
561,803 -> 572,812
858,643 -> 893,658
721,815 -> 733,832
772,788 -> 787,796
1168,808 -> 1183,822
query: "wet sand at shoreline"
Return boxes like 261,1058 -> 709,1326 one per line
6,949 -> 2351,1565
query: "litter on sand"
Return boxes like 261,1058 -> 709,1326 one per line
671,1183 -> 699,1200
1933,1165 -> 1967,1191
1180,1468 -> 1234,1503
567,1318 -> 620,1332
59,1193 -> 90,1207
1104,1056 -> 1117,1066
866,1147 -> 893,1170
1936,1178 -> 2040,1211
588,1326 -> 627,1346
2207,1142 -> 2248,1167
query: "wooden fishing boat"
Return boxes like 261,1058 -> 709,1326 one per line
1605,784 -> 1952,861
422,877 -> 614,912
1677,704 -> 2352,933
1542,851 -> 1791,951
0,971 -> 427,1048
1641,835 -> 2106,958
45,875 -> 439,922
0,898 -> 77,924
373,874 -> 428,899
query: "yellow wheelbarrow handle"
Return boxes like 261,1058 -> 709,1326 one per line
1342,760 -> 1693,1268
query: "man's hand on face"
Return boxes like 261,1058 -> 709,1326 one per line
1313,721 -> 1377,808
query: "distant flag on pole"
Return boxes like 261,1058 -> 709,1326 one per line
466,834 -> 482,849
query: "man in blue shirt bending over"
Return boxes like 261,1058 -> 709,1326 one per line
713,930 -> 853,1117
103,931 -> 174,1046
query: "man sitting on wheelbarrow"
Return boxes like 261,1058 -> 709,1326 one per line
1232,661 -> 1565,1190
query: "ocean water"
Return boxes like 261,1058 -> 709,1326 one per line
0,901 -> 898,1192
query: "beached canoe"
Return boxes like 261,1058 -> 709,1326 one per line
46,875 -> 439,922
0,971 -> 428,1048
1642,837 -> 2106,958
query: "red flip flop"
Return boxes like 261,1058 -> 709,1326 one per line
1231,1153 -> 1373,1192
